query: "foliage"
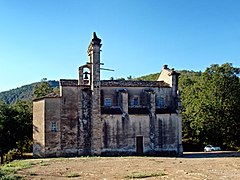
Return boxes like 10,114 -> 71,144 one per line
3,149 -> 21,164
33,79 -> 54,98
0,174 -> 20,180
13,101 -> 33,154
127,75 -> 133,80
181,63 -> 240,149
134,73 -> 159,81
116,73 -> 160,81
0,100 -> 32,163
116,77 -> 125,80
0,79 -> 57,164
0,160 -> 32,179
0,102 -> 18,154
0,80 -> 59,104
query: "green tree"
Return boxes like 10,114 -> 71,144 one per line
178,70 -> 202,149
127,75 -> 132,80
116,77 -> 125,80
12,100 -> 32,155
33,79 -> 53,98
135,73 -> 160,81
0,101 -> 18,154
0,100 -> 32,157
182,63 -> 240,150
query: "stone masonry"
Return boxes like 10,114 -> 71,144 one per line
33,32 -> 183,157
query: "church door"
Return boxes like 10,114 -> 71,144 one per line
136,136 -> 143,155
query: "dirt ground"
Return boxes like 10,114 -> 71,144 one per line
17,151 -> 240,180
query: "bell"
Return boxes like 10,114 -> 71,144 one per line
83,72 -> 89,80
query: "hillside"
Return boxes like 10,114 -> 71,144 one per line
0,70 -> 200,104
0,80 -> 59,104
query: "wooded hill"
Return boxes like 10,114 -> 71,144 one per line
0,80 -> 59,104
0,72 -> 198,104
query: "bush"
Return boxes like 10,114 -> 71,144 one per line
3,149 -> 21,164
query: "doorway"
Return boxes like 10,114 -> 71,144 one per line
136,136 -> 143,155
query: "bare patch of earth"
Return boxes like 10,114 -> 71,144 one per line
17,151 -> 240,179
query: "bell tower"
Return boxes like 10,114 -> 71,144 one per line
88,32 -> 101,90
87,32 -> 102,155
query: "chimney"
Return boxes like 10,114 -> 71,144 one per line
163,65 -> 168,69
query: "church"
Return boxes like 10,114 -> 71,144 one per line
33,33 -> 183,157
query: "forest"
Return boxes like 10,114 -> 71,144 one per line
0,80 -> 57,163
0,63 -> 239,163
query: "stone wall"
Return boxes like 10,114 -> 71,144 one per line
156,114 -> 182,155
60,86 -> 79,156
58,83 -> 95,156
101,80 -> 169,87
101,113 -> 182,156
33,100 -> 45,157
100,84 -> 182,156
44,98 -> 61,157
78,88 -> 92,155
101,86 -> 174,111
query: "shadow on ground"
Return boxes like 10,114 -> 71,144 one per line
183,151 -> 240,158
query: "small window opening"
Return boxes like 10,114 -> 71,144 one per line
104,98 -> 112,107
51,121 -> 57,132
156,97 -> 164,108
131,97 -> 139,106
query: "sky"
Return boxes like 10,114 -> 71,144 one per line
0,0 -> 240,92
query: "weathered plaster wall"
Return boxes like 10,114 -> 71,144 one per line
101,86 -> 174,110
155,114 -> 182,155
58,85 -> 94,156
60,86 -> 79,156
102,114 -> 150,155
33,100 -> 45,157
44,98 -> 61,157
157,65 -> 180,99
101,113 -> 182,156
157,66 -> 173,86
77,88 -> 92,155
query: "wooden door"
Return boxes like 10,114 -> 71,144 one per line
136,136 -> 143,155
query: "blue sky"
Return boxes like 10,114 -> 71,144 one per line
0,0 -> 240,92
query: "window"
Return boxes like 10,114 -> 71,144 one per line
131,96 -> 139,106
156,97 -> 164,108
104,98 -> 112,107
51,121 -> 57,132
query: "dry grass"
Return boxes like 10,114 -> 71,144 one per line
1,152 -> 240,180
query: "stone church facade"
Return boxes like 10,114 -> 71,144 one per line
33,33 -> 183,157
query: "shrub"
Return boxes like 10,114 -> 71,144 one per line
3,149 -> 21,164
